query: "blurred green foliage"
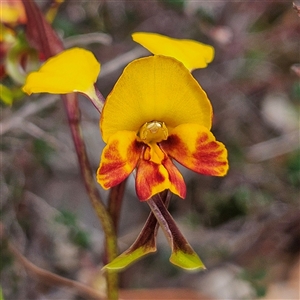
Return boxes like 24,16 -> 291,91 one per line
33,138 -> 54,168
240,268 -> 267,298
286,150 -> 300,187
55,210 -> 91,249
160,0 -> 185,11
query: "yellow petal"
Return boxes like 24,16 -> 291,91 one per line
101,55 -> 212,143
161,124 -> 229,176
97,130 -> 142,189
132,32 -> 214,71
22,48 -> 100,97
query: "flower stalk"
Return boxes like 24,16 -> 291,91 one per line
108,179 -> 127,232
61,87 -> 118,300
21,1 -> 120,298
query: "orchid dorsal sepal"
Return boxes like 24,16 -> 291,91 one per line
132,32 -> 214,71
22,47 -> 103,111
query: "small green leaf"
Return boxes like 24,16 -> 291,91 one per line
0,286 -> 4,300
170,250 -> 205,271
103,246 -> 156,271
0,84 -> 13,105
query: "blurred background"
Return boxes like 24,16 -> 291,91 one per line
1,1 -> 299,299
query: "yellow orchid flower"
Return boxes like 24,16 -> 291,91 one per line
97,55 -> 228,201
132,32 -> 214,71
22,47 -> 101,103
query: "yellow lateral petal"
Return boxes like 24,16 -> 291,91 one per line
97,130 -> 142,190
132,32 -> 214,71
101,55 -> 212,143
22,48 -> 100,96
161,124 -> 229,176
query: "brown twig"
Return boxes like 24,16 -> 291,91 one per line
64,32 -> 112,48
0,94 -> 59,135
98,47 -> 148,78
0,224 -> 106,300
246,130 -> 299,162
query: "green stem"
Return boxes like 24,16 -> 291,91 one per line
108,179 -> 127,232
62,93 -> 118,300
